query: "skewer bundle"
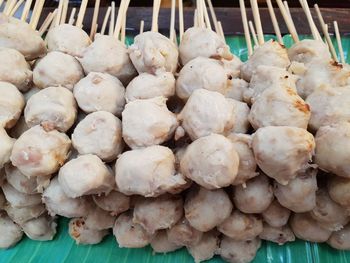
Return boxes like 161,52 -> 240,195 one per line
0,0 -> 350,262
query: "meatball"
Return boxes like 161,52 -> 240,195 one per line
113,211 -> 152,248
251,126 -> 315,185
176,57 -> 231,100
233,174 -> 274,213
10,125 -> 71,177
33,51 -> 84,90
150,230 -> 182,253
217,236 -> 261,263
0,81 -> 24,129
259,224 -> 295,245
178,89 -> 234,140
69,217 -> 108,245
125,71 -> 175,102
2,183 -> 41,208
179,27 -> 232,65
5,204 -> 46,225
226,78 -> 249,102
241,40 -> 290,82
5,164 -> 42,194
290,213 -> 332,242
92,190 -> 130,216
42,177 -> 92,218
73,72 -> 126,116
0,47 -> 32,92
0,14 -> 47,60
180,134 -> 239,189
223,55 -> 243,79
310,188 -> 349,231
122,97 -> 177,149
273,168 -> 317,213
288,39 -> 331,64
115,145 -> 187,197
187,230 -> 219,263
85,206 -> 116,230
72,111 -> 123,161
58,154 -> 115,198
21,214 -> 57,241
328,176 -> 350,209
24,86 -> 77,132
328,224 -> 350,250
306,86 -> 350,132
262,199 -> 291,227
167,217 -> 203,246
0,214 -> 23,248
0,127 -> 15,169
227,134 -> 257,186
218,210 -> 263,240
184,187 -> 232,232
129,31 -> 178,74
227,99 -> 250,134
79,34 -> 136,85
46,24 -> 91,57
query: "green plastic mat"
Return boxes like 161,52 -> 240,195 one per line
1,35 -> 350,263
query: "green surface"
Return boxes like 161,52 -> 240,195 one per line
1,35 -> 350,263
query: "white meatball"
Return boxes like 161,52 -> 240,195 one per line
223,56 -> 243,79
259,224 -> 295,245
290,213 -> 332,242
92,190 -> 130,216
179,27 -> 232,65
167,217 -> 203,246
129,31 -> 178,74
85,206 -> 116,230
0,214 -> 23,248
328,176 -> 350,208
21,214 -> 57,241
0,47 -> 32,92
218,236 -> 261,263
328,224 -> 350,250
184,187 -> 232,232
0,81 -> 24,129
125,72 -> 175,102
288,39 -> 331,64
262,199 -> 291,227
24,86 -> 77,132
273,169 -> 317,213
310,188 -> 349,231
72,111 -> 123,161
180,134 -> 239,189
5,204 -> 46,225
73,72 -> 125,116
69,217 -> 108,245
150,230 -> 182,253
133,194 -> 183,234
176,57 -> 231,100
33,51 -> 84,90
8,116 -> 28,139
178,89 -> 234,140
58,154 -> 115,198
2,183 -> 41,208
0,127 -> 15,169
226,78 -> 249,102
10,125 -> 71,177
227,99 -> 250,134
42,177 -> 92,218
241,40 -> 290,81
218,210 -> 263,240
187,230 -> 219,263
122,97 -> 177,149
233,174 -> 274,213
5,164 -> 41,194
46,24 -> 91,57
79,34 -> 136,85
227,134 -> 258,186
115,145 -> 186,197
0,14 -> 46,60
252,126 -> 315,185
113,211 -> 152,248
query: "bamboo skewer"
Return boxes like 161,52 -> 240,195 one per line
169,0 -> 176,41
90,0 -> 100,39
250,0 -> 264,45
60,0 -> 68,24
249,20 -> 258,47
202,0 -> 212,30
284,1 -> 292,18
9,0 -> 25,17
121,11 -> 126,44
114,0 -> 128,39
194,9 -> 198,27
239,0 -> 253,57
197,0 -> 205,28
266,0 -> 283,44
68,7 -> 76,25
140,20 -> 144,34
334,21 -> 345,64
178,0 -> 184,41
109,1 -> 115,36
299,0 -> 321,40
217,21 -> 225,42
4,0 -> 16,15
20,0 -> 32,21
39,9 -> 57,35
206,0 -> 219,33
0,0 -> 4,10
76,0 -> 88,28
55,0 -> 63,27
30,0 -> 45,30
276,0 -> 299,43
151,0 -> 161,32
100,6 -> 111,35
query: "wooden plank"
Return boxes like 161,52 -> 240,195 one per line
38,7 -> 350,36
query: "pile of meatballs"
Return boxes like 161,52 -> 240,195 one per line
1,9 -> 350,263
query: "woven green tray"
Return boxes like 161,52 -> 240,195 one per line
1,35 -> 350,263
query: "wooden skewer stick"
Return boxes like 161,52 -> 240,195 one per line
109,1 -> 115,36
239,0 -> 253,57
121,0 -> 131,43
151,0 -> 161,32
114,0 -> 127,39
250,0 -> 264,45
299,0 -> 320,40
217,21 -> 225,42
178,0 -> 184,41
206,0 -> 219,33
4,0 -> 16,15
76,0 -> 88,28
169,0 -> 176,41
283,1 -> 292,18
334,21 -> 345,64
68,8 -> 76,25
30,0 -> 45,30
60,0 -> 68,25
276,0 -> 299,43
21,0 -> 32,21
140,20 -> 144,34
172,28 -> 177,46
197,0 -> 205,28
9,0 -> 25,17
39,9 -> 57,35
90,0 -> 100,39
266,0 -> 283,44
0,0 -> 4,10
193,9 -> 198,27
202,0 -> 212,30
100,6 -> 111,35
55,0 -> 63,27
248,20 -> 258,47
